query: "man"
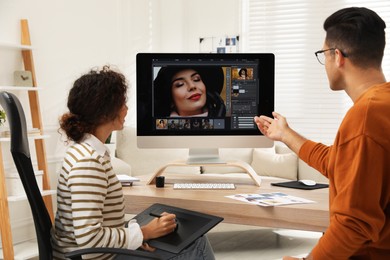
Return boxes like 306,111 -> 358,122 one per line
254,7 -> 390,259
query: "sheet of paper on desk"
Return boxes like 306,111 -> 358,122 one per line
116,174 -> 140,185
226,192 -> 315,207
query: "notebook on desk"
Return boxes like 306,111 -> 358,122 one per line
132,203 -> 223,253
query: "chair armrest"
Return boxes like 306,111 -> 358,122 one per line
65,247 -> 161,259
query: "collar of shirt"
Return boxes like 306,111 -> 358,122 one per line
83,134 -> 110,157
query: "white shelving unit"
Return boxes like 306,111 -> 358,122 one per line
0,86 -> 41,91
0,42 -> 33,50
1,238 -> 39,260
7,190 -> 56,203
0,134 -> 50,142
0,19 -> 54,260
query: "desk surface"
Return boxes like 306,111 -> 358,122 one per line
122,174 -> 329,232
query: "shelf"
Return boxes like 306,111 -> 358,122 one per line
7,190 -> 56,202
0,19 -> 53,260
0,134 -> 49,142
0,42 -> 33,50
0,86 -> 41,91
0,238 -> 38,260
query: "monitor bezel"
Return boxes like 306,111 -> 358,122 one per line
136,52 -> 275,148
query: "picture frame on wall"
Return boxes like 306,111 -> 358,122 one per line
199,35 -> 239,53
14,70 -> 33,87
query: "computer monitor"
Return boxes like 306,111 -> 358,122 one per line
136,53 -> 274,164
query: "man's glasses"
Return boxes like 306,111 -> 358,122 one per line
314,48 -> 348,65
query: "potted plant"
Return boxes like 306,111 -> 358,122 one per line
0,109 -> 6,137
0,109 -> 6,126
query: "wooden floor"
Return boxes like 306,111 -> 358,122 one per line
208,223 -> 322,260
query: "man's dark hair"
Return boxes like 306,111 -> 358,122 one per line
324,7 -> 386,68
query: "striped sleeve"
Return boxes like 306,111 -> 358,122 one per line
53,143 -> 142,259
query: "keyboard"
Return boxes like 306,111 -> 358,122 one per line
173,183 -> 236,190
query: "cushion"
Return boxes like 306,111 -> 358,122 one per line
298,159 -> 329,183
111,157 -> 132,175
251,149 -> 298,180
116,127 -> 200,176
275,144 -> 293,154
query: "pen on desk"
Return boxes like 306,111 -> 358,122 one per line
149,212 -> 162,218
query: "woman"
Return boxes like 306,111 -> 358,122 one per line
238,68 -> 248,80
154,66 -> 226,117
52,66 -> 215,260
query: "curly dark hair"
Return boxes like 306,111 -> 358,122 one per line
59,66 -> 128,143
238,68 -> 248,77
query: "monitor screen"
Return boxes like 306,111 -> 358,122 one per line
136,53 -> 274,163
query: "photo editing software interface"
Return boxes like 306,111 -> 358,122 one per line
152,57 -> 263,133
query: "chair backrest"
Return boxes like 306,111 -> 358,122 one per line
0,91 -> 53,260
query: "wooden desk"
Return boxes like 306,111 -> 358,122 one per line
122,174 -> 329,232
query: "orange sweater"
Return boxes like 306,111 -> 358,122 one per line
299,83 -> 390,259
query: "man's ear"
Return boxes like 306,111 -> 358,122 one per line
335,49 -> 346,67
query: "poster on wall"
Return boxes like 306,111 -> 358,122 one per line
199,36 -> 239,53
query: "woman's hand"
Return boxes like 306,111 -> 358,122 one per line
140,242 -> 156,252
141,212 -> 177,241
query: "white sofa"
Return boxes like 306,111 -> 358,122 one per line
113,127 -> 328,183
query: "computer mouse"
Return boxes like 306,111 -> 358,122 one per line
299,179 -> 317,186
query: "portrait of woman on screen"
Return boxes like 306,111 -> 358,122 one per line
153,66 -> 226,117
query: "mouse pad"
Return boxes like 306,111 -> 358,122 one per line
271,180 -> 329,190
132,203 -> 223,253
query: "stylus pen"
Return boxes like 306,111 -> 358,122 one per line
149,212 -> 162,218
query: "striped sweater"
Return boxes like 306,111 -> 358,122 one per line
51,135 -> 142,259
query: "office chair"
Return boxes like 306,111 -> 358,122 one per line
0,91 -> 159,260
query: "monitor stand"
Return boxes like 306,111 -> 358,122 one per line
147,148 -> 262,186
187,148 -> 225,164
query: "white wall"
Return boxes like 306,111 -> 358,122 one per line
158,0 -> 241,52
0,0 -> 239,249
1,0 -> 239,169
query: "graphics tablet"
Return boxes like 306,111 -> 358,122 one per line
132,203 -> 223,253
